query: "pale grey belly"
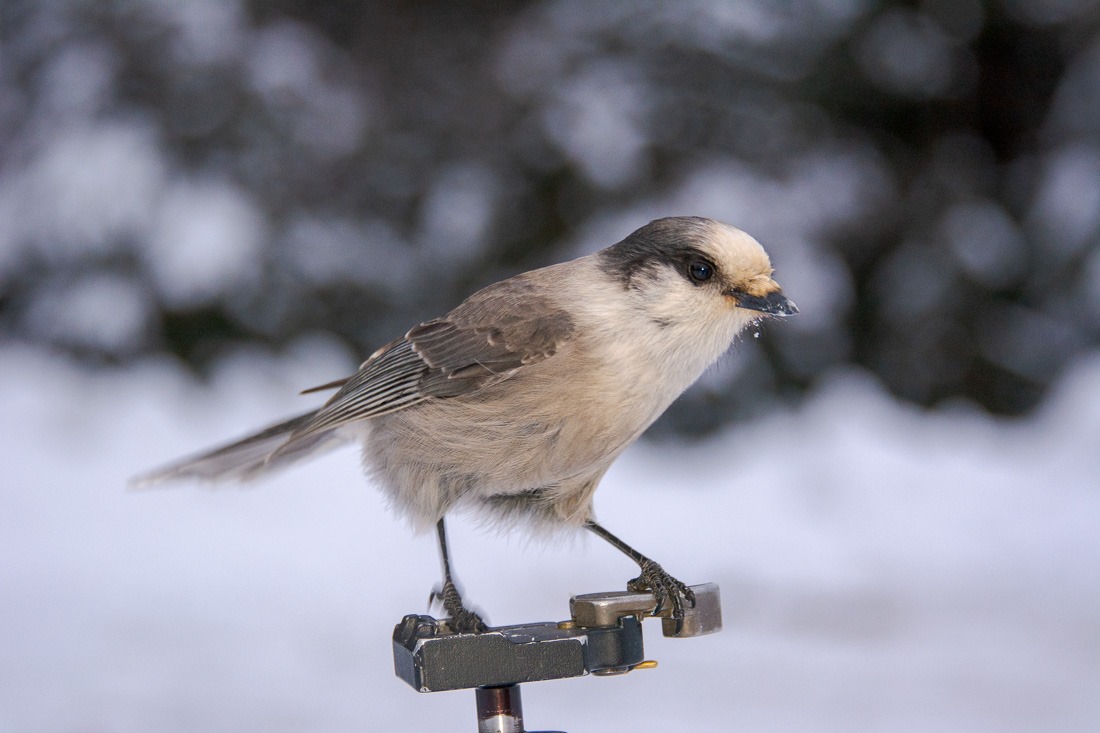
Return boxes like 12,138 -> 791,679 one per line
358,392 -> 639,530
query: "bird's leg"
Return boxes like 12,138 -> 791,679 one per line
429,518 -> 488,633
585,520 -> 696,629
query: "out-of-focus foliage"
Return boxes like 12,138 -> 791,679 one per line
1,0 -> 1098,435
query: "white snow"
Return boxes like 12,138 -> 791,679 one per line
5,121 -> 167,264
1028,141 -> 1100,257
541,60 -> 650,189
1,344 -> 1097,732
22,271 -> 152,353
145,179 -> 266,309
416,162 -> 501,267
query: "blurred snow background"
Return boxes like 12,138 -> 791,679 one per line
1,0 -> 1099,731
3,0 -> 1099,423
1,344 -> 1097,732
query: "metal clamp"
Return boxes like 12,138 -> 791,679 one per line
571,582 -> 722,639
392,582 -> 721,693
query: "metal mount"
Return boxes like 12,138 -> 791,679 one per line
392,583 -> 721,731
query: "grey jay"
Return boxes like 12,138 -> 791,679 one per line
137,216 -> 797,631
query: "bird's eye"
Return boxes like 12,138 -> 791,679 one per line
688,260 -> 713,282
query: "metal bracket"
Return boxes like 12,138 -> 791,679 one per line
392,582 -> 721,693
571,582 -> 723,639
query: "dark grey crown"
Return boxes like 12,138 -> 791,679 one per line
598,217 -> 720,288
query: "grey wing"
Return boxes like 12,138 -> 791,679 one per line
134,278 -> 575,485
132,410 -> 343,486
279,276 -> 576,448
414,273 -> 576,397
132,342 -> 423,485
280,338 -> 430,443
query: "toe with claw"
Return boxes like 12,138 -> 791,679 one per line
430,579 -> 489,634
627,559 -> 696,631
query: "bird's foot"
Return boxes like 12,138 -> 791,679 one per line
628,559 -> 696,630
429,579 -> 489,634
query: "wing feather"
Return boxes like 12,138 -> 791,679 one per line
275,275 -> 576,451
296,339 -> 427,435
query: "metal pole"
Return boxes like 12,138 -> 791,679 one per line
475,684 -> 525,733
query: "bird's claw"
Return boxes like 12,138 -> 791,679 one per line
627,559 -> 696,630
429,579 -> 488,634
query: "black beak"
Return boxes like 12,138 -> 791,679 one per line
732,289 -> 798,317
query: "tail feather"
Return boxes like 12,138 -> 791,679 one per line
132,410 -> 347,487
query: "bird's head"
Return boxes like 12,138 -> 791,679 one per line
598,216 -> 797,334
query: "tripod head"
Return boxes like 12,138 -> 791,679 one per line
393,583 -> 722,731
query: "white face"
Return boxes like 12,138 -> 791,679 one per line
692,221 -> 779,295
619,218 -> 791,331
560,217 -> 794,421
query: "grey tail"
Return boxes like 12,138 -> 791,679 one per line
131,410 -> 347,488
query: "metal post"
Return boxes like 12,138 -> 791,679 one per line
475,684 -> 525,733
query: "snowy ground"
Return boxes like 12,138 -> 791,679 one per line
1,341 -> 1098,732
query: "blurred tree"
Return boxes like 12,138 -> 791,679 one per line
0,0 -> 1097,433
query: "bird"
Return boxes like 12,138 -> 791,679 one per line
135,216 -> 797,632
